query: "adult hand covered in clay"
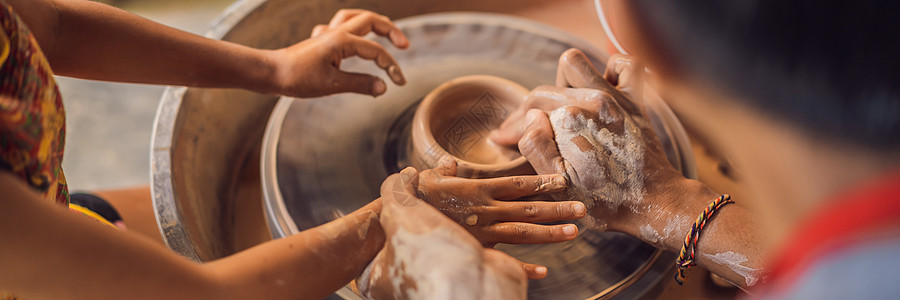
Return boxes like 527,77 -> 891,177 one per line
266,9 -> 408,97
417,159 -> 585,248
491,49 -> 642,145
494,49 -> 685,234
357,167 -> 527,300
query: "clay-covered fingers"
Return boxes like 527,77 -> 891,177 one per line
480,174 -> 567,199
556,48 -> 610,90
490,85 -> 607,146
339,35 -> 406,85
518,109 -> 567,176
490,85 -> 574,146
478,200 -> 586,224
481,222 -> 579,245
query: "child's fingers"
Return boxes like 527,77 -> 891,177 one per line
481,222 -> 579,244
478,200 -> 586,223
331,71 -> 387,97
341,36 -> 406,85
313,9 -> 370,38
522,262 -> 549,280
328,9 -> 368,28
481,174 -> 567,199
339,11 -> 409,49
483,248 -> 547,280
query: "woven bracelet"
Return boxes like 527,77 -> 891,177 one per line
675,194 -> 734,285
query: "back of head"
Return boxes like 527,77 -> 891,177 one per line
630,0 -> 900,149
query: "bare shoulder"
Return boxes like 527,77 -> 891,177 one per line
3,0 -> 58,51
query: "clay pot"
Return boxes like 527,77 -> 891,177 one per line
410,75 -> 534,178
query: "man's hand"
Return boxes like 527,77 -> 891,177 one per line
266,9 -> 409,97
495,49 -> 685,234
358,168 -> 527,300
490,49 -> 644,146
416,159 -> 586,248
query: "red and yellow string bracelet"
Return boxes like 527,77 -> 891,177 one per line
675,194 -> 734,285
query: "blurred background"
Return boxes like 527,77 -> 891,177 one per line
60,0 -> 233,191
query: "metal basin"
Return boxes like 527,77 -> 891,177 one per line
152,0 -> 696,299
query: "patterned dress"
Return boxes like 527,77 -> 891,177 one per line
0,1 -> 68,205
0,1 -> 68,298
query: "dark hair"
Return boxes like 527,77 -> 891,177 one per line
630,1 -> 900,149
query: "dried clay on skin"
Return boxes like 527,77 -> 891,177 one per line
363,226 -> 483,299
702,251 -> 763,287
639,224 -> 664,245
550,107 -> 646,229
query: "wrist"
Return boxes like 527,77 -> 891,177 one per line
252,49 -> 284,95
655,178 -> 719,253
618,177 -> 718,251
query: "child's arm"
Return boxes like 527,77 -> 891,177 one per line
9,0 -> 407,97
0,171 -> 385,299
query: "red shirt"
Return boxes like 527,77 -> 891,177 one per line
759,171 -> 900,296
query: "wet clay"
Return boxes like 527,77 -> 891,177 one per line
411,75 -> 533,178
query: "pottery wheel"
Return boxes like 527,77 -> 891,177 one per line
261,13 -> 695,299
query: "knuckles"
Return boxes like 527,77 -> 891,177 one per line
522,205 -> 539,218
509,177 -> 527,189
514,225 -> 533,239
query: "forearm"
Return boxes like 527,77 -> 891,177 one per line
207,199 -> 385,299
0,172 -> 219,299
28,0 -> 278,93
0,172 -> 384,299
624,178 -> 767,288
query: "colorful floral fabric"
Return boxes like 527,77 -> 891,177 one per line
0,0 -> 68,206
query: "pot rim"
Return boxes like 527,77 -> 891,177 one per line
412,74 -> 530,171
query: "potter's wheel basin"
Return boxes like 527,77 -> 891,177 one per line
261,13 -> 697,299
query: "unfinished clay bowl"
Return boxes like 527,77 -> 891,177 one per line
410,75 -> 533,178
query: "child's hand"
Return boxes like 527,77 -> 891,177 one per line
417,159 -> 586,249
357,168 -> 527,300
267,9 -> 409,97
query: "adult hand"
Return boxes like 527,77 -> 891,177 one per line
357,168 -> 527,300
416,159 -> 586,248
490,49 -> 644,146
266,9 -> 409,97
506,49 -> 685,234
